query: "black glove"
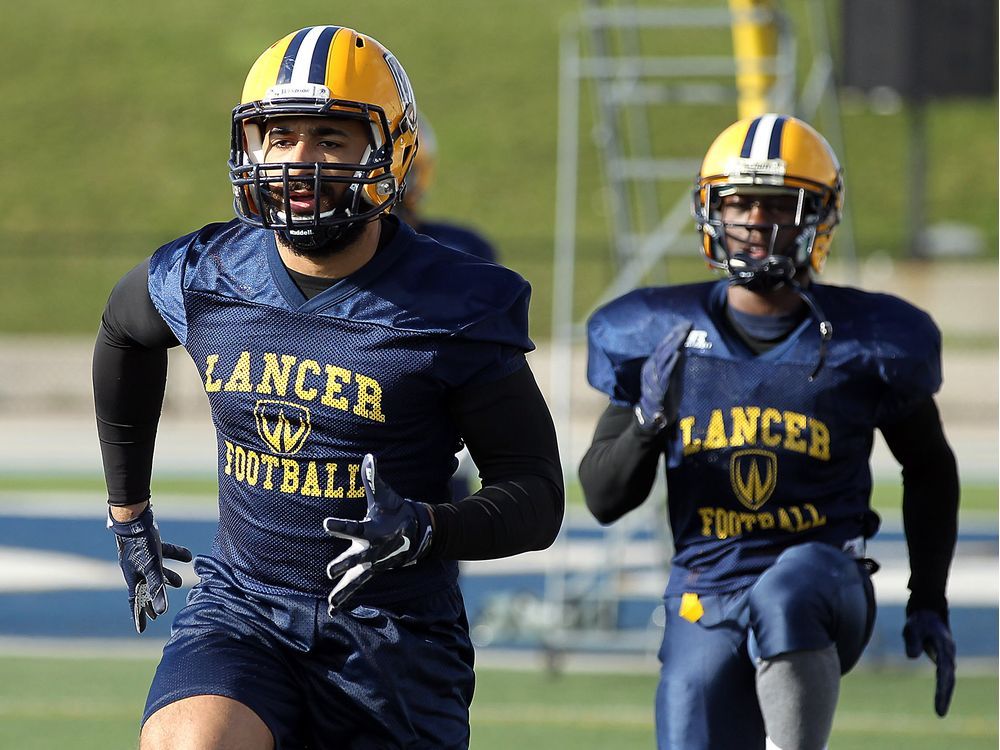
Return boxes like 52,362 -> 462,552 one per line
636,320 -> 692,432
903,609 -> 956,717
107,503 -> 192,634
323,454 -> 434,613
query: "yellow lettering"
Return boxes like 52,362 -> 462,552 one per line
223,440 -> 234,475
761,408 -> 782,447
715,509 -> 730,540
347,462 -> 365,498
789,505 -> 809,531
808,418 -> 830,460
280,459 -> 300,494
234,445 -> 246,482
294,360 -> 321,401
804,503 -> 827,528
244,450 -> 259,486
224,351 -> 253,392
730,406 -> 760,447
703,409 -> 727,450
256,353 -> 296,396
321,365 -> 351,410
783,411 -> 807,453
205,355 -> 222,392
260,454 -> 279,490
698,507 -> 715,536
778,507 -> 794,532
353,374 -> 385,423
301,461 -> 322,497
679,416 -> 702,455
696,507 -> 783,538
324,463 -> 344,498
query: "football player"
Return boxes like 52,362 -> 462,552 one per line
94,26 -> 563,749
580,114 -> 958,750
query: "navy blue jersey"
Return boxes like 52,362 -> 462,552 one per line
417,220 -> 498,263
148,219 -> 532,600
587,279 -> 941,595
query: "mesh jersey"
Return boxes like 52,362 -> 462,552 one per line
587,279 -> 942,595
148,219 -> 533,601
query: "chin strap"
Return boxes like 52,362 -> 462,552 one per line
279,222 -> 348,251
726,254 -> 833,381
790,280 -> 833,381
727,253 -> 796,291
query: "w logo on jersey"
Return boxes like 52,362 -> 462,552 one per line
254,400 -> 312,455
729,449 -> 777,510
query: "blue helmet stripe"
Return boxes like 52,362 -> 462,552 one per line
276,28 -> 311,85
740,117 -> 762,158
308,26 -> 340,84
767,115 -> 787,159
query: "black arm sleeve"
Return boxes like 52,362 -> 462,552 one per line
880,397 -> 959,622
93,259 -> 180,506
578,404 -> 664,524
428,364 -> 565,560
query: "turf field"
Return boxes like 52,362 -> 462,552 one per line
0,655 -> 994,749
0,476 -> 997,515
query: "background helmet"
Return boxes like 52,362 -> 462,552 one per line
693,114 -> 844,281
229,26 -> 419,246
400,116 -> 437,213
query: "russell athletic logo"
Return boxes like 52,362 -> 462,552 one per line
254,400 -> 312,455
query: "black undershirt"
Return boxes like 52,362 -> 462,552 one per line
93,223 -> 564,561
578,316 -> 959,621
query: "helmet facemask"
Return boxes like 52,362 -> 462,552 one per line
229,102 -> 402,253
695,182 -> 835,291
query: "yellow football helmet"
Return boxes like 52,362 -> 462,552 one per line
693,114 -> 844,286
228,26 -> 419,248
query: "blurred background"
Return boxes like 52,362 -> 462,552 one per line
0,0 -> 996,747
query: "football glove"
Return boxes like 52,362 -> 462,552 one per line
107,503 -> 192,634
636,320 -> 693,433
903,609 -> 956,717
323,454 -> 434,614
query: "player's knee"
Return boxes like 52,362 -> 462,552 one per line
748,543 -> 853,658
140,695 -> 274,750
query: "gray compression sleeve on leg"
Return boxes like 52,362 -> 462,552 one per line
755,644 -> 840,750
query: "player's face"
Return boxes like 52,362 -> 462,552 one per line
261,116 -> 371,218
719,191 -> 803,259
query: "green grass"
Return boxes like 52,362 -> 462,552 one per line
0,655 -> 994,749
2,476 -> 996,515
2,0 -> 996,334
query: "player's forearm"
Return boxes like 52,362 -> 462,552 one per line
438,364 -> 565,559
881,398 -> 960,619
428,473 -> 563,559
578,404 -> 662,524
93,322 -> 168,506
901,445 -> 959,619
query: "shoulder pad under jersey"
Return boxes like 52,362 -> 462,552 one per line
586,283 -> 707,404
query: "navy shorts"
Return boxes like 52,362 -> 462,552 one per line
144,566 -> 475,749
655,542 -> 875,750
